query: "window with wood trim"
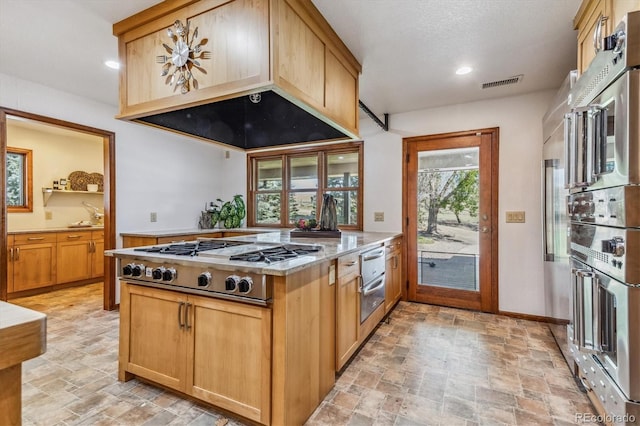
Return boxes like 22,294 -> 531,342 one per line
6,147 -> 33,213
247,142 -> 363,230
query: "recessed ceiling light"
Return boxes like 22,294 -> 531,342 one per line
104,60 -> 120,70
455,66 -> 473,75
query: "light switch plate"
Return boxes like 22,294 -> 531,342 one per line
45,211 -> 52,220
150,212 -> 158,222
506,211 -> 525,223
374,212 -> 384,222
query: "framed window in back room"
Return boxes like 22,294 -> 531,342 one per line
247,141 -> 363,230
6,147 -> 33,212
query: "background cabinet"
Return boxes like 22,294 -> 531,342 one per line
90,230 -> 104,278
56,231 -> 92,283
119,283 -> 272,425
574,0 -> 640,75
7,233 -> 57,293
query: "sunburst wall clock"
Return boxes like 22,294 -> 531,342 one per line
156,20 -> 210,94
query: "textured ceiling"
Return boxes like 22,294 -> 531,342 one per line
0,0 -> 581,119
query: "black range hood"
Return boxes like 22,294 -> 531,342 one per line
137,91 -> 349,150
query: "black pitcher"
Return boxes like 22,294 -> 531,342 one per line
319,193 -> 338,231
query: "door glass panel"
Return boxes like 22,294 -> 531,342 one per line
327,152 -> 359,187
416,147 -> 479,291
328,190 -> 358,225
289,156 -> 318,189
256,194 -> 281,224
257,159 -> 282,190
288,192 -> 316,223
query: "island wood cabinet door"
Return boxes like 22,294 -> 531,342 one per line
119,283 -> 272,425
336,251 -> 361,371
120,284 -> 189,391
385,237 -> 403,313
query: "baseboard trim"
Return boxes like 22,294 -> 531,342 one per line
499,310 -> 570,324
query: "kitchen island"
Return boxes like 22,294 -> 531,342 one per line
107,230 -> 402,426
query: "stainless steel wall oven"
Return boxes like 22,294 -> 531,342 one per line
565,11 -> 640,424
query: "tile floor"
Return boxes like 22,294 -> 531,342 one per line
11,283 -> 595,425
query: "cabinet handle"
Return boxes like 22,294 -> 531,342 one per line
27,236 -> 45,241
394,256 -> 398,269
185,303 -> 192,330
178,301 -> 185,329
9,247 -> 13,261
345,260 -> 358,267
67,235 -> 82,239
15,247 -> 20,261
89,241 -> 95,252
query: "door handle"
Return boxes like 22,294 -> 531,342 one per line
482,226 -> 490,233
184,303 -> 192,330
178,301 -> 185,329
15,247 -> 20,261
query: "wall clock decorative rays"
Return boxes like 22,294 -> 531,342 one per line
156,20 -> 209,94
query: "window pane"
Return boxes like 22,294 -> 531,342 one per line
328,190 -> 358,225
6,152 -> 25,206
256,193 -> 281,224
257,159 -> 282,190
290,156 -> 318,189
327,152 -> 359,187
289,192 -> 317,223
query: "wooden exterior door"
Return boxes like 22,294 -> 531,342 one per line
403,128 -> 498,312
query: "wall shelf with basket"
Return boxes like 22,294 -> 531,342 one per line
42,188 -> 103,206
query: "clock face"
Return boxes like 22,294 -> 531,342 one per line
157,20 -> 209,94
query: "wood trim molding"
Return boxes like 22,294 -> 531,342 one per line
0,107 -> 117,310
499,310 -> 570,325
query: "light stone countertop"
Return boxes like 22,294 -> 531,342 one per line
119,227 -> 279,238
106,230 -> 402,276
9,226 -> 104,234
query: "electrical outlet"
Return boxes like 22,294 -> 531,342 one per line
45,211 -> 53,220
506,211 -> 525,223
374,212 -> 384,222
150,212 -> 157,222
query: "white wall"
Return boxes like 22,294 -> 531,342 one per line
0,72 -> 247,246
359,90 -> 556,317
7,124 -> 104,229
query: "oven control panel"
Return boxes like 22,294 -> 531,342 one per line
570,222 -> 640,284
568,186 -> 640,228
118,258 -> 271,304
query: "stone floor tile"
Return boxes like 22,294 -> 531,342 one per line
12,284 -> 597,426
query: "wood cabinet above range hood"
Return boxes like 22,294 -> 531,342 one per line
113,0 -> 361,150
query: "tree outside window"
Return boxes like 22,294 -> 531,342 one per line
6,147 -> 33,212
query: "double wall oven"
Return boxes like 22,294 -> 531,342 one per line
565,11 -> 640,423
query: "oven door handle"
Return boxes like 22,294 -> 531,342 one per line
590,105 -> 608,177
564,112 -> 574,188
363,276 -> 385,296
362,249 -> 385,261
575,268 -> 597,352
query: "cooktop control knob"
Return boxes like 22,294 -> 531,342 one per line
225,275 -> 240,292
131,264 -> 145,277
123,263 -> 135,276
163,268 -> 177,282
238,276 -> 253,294
152,267 -> 165,280
197,272 -> 212,287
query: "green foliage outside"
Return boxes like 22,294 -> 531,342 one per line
6,152 -> 24,206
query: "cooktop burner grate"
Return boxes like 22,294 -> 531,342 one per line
229,245 -> 322,264
133,240 -> 249,256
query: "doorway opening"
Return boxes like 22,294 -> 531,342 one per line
1,108 -> 116,310
403,128 -> 498,313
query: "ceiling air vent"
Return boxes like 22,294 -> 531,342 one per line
482,74 -> 524,89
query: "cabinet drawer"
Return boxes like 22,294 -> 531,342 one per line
56,231 -> 92,242
91,230 -> 104,240
13,233 -> 57,245
337,252 -> 360,281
